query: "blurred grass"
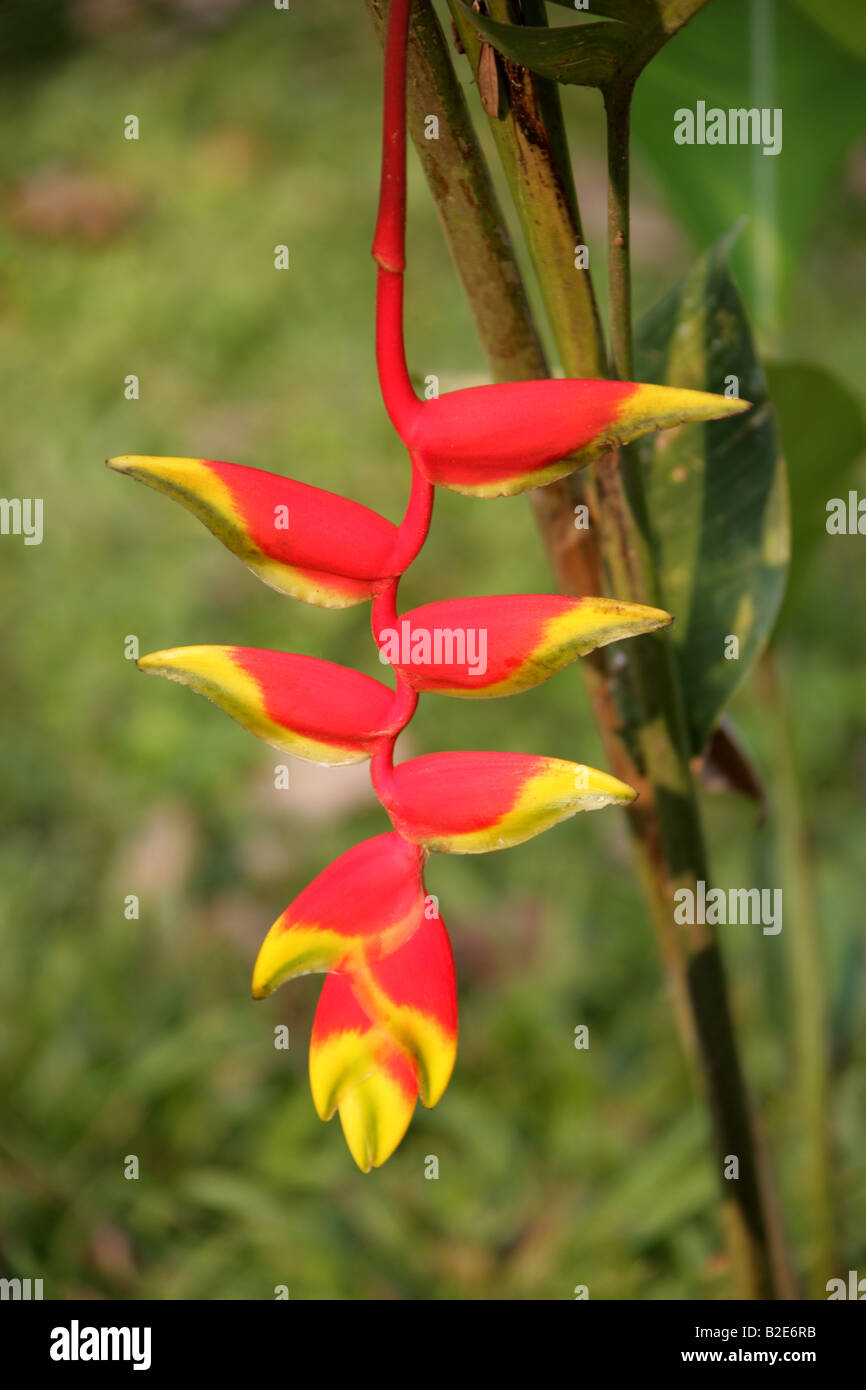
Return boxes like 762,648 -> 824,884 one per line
0,0 -> 864,1299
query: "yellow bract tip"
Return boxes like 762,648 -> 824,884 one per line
626,383 -> 751,435
338,1071 -> 417,1172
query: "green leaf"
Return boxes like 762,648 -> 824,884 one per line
544,0 -> 644,19
635,230 -> 789,753
790,0 -> 866,64
632,0 -> 865,320
764,360 -> 865,609
453,2 -> 633,89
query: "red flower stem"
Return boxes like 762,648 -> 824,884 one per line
373,0 -> 432,582
375,269 -> 419,437
373,0 -> 411,275
373,0 -> 421,436
391,453 -> 434,574
368,0 -> 430,816
385,670 -> 419,735
370,669 -> 416,808
370,740 -> 397,812
371,577 -> 418,733
371,577 -> 399,643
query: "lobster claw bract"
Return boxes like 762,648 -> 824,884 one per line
381,751 -> 636,853
378,594 -> 671,696
251,833 -> 427,998
138,645 -> 398,765
108,455 -> 399,607
310,909 -> 458,1170
403,378 -> 749,498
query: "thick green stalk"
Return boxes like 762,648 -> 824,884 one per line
449,0 -> 605,378
758,650 -> 834,1297
600,78 -> 785,1302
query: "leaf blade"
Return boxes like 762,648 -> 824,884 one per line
635,231 -> 790,752
453,2 -> 633,89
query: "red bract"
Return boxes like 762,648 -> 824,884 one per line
107,454 -> 399,607
310,909 -> 457,1171
136,647 -> 400,765
375,593 -> 671,696
372,750 -> 635,854
311,976 -> 420,1173
401,377 -> 747,498
110,0 -> 747,1169
251,833 -> 427,998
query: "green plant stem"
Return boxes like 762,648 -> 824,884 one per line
451,0 -> 606,378
604,80 -> 634,378
598,81 -> 786,1301
758,648 -> 834,1297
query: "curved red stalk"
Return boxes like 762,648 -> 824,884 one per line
372,580 -> 400,638
373,0 -> 422,441
370,717 -> 399,809
391,453 -> 434,575
372,0 -> 410,275
369,0 -> 431,793
375,269 -> 420,437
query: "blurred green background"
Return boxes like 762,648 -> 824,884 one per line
0,0 -> 864,1299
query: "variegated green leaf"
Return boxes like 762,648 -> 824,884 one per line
453,2 -> 633,89
635,229 -> 789,753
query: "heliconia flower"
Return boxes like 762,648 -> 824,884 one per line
309,910 -> 457,1170
106,455 -> 398,607
378,751 -> 635,853
310,976 -> 419,1172
377,594 -> 671,696
251,833 -> 427,999
402,379 -> 749,498
112,0 -> 693,1175
137,645 -> 399,765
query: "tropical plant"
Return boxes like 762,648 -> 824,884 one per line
108,0 -> 817,1299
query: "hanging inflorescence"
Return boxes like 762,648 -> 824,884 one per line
109,0 -> 746,1171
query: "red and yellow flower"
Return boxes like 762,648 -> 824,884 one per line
109,0 -> 751,1170
309,908 -> 457,1171
251,833 -> 427,996
402,377 -> 747,498
136,646 -> 398,765
107,454 -> 398,608
376,593 -> 671,696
